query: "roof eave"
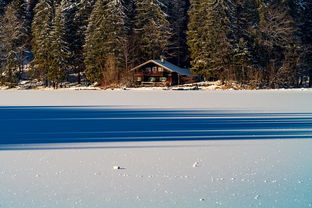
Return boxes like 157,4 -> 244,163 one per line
129,60 -> 175,73
130,60 -> 193,76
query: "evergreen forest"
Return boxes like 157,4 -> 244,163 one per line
0,0 -> 312,88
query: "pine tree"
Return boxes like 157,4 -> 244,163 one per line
167,0 -> 189,67
0,0 -> 28,85
31,0 -> 55,85
84,0 -> 130,85
255,0 -> 298,87
232,0 -> 258,84
48,0 -> 71,87
295,0 -> 312,86
70,0 -> 95,84
24,0 -> 39,47
132,0 -> 172,65
187,0 -> 237,81
187,0 -> 203,75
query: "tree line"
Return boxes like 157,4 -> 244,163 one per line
0,0 -> 311,88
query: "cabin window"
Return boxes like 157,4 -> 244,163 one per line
145,67 -> 151,72
137,77 -> 142,82
148,77 -> 156,82
158,67 -> 164,72
160,77 -> 167,82
152,67 -> 158,72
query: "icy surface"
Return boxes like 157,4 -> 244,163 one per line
0,90 -> 312,208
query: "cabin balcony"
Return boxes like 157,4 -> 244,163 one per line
143,71 -> 164,76
134,72 -> 165,77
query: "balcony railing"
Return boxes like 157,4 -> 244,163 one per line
134,72 -> 164,76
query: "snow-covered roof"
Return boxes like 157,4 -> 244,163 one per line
130,60 -> 193,76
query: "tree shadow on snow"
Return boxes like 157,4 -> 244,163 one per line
0,106 -> 312,150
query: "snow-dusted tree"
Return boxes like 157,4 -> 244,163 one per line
70,0 -> 95,83
25,0 -> 39,44
84,0 -> 130,85
0,0 -> 28,85
295,0 -> 312,86
132,0 -> 172,65
231,0 -> 258,84
31,0 -> 55,85
255,0 -> 298,87
167,0 -> 189,67
48,0 -> 71,87
187,0 -> 237,80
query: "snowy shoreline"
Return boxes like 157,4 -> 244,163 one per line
1,88 -> 312,112
1,86 -> 312,91
2,80 -> 312,92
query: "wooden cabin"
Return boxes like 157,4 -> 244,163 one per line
130,60 -> 194,86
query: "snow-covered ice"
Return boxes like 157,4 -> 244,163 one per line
0,90 -> 312,208
0,89 -> 311,111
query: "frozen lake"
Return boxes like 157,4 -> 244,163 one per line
0,90 -> 312,208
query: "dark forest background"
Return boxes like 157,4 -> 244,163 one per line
0,0 -> 312,88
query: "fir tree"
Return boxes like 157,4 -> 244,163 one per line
232,0 -> 258,84
48,0 -> 71,87
70,0 -> 95,84
255,0 -> 298,87
296,0 -> 312,86
0,0 -> 28,84
187,0 -> 237,81
25,0 -> 39,47
84,0 -> 130,85
167,0 -> 189,66
31,0 -> 55,85
132,0 -> 172,64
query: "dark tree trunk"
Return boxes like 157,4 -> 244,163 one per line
78,72 -> 81,84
